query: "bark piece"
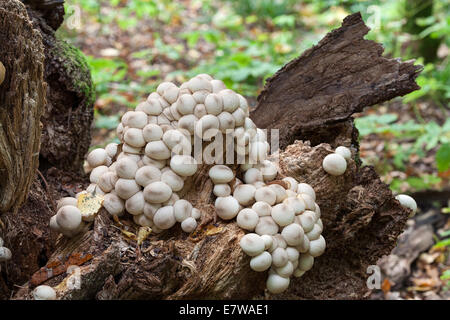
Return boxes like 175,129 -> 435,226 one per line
251,13 -> 422,149
0,0 -> 46,212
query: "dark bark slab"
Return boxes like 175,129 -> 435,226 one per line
251,13 -> 422,150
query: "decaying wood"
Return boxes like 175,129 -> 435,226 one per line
7,13 -> 422,300
0,0 -> 46,213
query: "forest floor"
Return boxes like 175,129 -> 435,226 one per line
60,0 -> 449,299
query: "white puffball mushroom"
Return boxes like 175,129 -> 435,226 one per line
271,203 -> 295,227
103,193 -> 125,216
145,141 -> 171,160
286,247 -> 299,262
170,155 -> 197,177
254,187 -> 276,206
115,157 -> 139,179
173,199 -> 193,222
266,273 -> 290,294
282,177 -> 298,192
309,235 -> 326,257
297,183 -> 316,201
204,93 -> 223,115
236,208 -> 259,231
218,112 -> 235,133
252,201 -> 272,217
298,210 -> 316,233
191,208 -> 201,220
125,191 -> 145,215
250,251 -> 272,272
142,156 -> 166,169
261,234 -> 273,250
124,128 -> 146,147
215,196 -> 240,220
143,181 -> 172,204
56,197 -> 78,211
115,178 -> 140,200
135,165 -> 161,187
0,247 -> 12,262
213,184 -> 231,197
233,184 -> 256,206
208,165 -> 234,184
49,215 -> 60,232
239,233 -> 265,257
281,223 -> 305,246
143,98 -> 163,115
98,171 -> 118,193
124,111 -> 148,129
89,165 -> 109,184
188,76 -> 212,92
298,193 -> 316,211
255,216 -> 279,235
143,124 -> 163,142
395,194 -> 418,217
177,94 -> 196,115
298,254 -> 314,271
211,79 -> 226,93
33,285 -> 56,300
219,89 -> 239,113
271,247 -> 288,267
181,217 -> 197,233
56,205 -> 82,232
335,146 -> 351,161
133,214 -> 154,227
268,184 -> 288,203
143,202 -> 161,219
257,160 -> 278,182
87,148 -> 108,168
275,260 -> 294,278
306,224 -> 322,241
243,168 -> 263,184
161,169 -> 184,192
178,114 -> 197,135
283,197 -> 305,215
195,114 -> 220,140
322,153 -> 347,176
293,269 -> 306,278
194,103 -> 207,118
153,206 -> 176,229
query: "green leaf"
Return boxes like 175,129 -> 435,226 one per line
436,143 -> 450,172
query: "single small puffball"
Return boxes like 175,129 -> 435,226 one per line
204,93 -> 223,115
395,194 -> 417,217
125,191 -> 145,215
142,156 -> 166,169
283,197 -> 305,215
181,217 -> 197,233
90,165 -> 109,184
191,208 -> 201,220
133,214 -> 154,227
98,171 -> 118,193
297,183 -> 316,201
87,148 -> 108,168
33,285 -> 56,300
281,223 -> 305,246
243,168 -> 263,184
218,112 -> 235,132
143,181 -> 172,203
49,215 -> 60,232
306,224 -> 322,241
208,165 -> 234,184
211,79 -> 226,93
298,210 -> 316,233
236,208 -> 259,231
0,247 -> 12,262
194,114 -> 220,140
260,235 -> 273,251
282,177 -> 298,192
309,235 -> 326,257
252,201 -> 272,217
143,123 -> 163,142
254,187 -> 276,206
124,111 -> 147,128
124,128 -> 146,147
335,146 -> 351,161
250,251 -> 272,272
145,141 -> 171,160
105,143 -> 118,158
286,247 -> 299,262
298,254 -> 314,271
322,153 -> 347,176
153,206 -> 176,229
233,184 -> 256,206
239,233 -> 265,256
173,199 -> 193,222
178,114 -> 197,135
266,273 -> 290,294
143,202 -> 161,219
296,234 -> 310,253
161,169 -> 184,192
170,155 -> 198,177
135,165 -> 162,187
56,197 -> 78,211
268,184 -> 288,203
272,234 -> 287,249
274,260 -> 294,278
293,269 -> 305,278
115,178 -> 140,200
56,206 -> 82,231
298,193 -> 315,211
271,203 -> 295,227
103,193 -> 125,216
258,160 -> 278,182
213,184 -> 231,197
215,196 -> 240,220
271,247 -> 288,267
255,216 -> 279,235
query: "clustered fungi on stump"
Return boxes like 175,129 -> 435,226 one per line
0,4 -> 422,300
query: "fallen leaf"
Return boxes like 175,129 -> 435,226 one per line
381,278 -> 391,294
77,192 -> 104,221
137,227 -> 152,246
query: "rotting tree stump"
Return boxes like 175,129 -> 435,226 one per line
0,1 -> 422,300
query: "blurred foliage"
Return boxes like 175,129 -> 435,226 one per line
62,0 -> 449,192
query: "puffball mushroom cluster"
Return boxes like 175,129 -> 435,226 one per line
322,146 -> 351,176
0,237 -> 12,262
50,74 -> 326,295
